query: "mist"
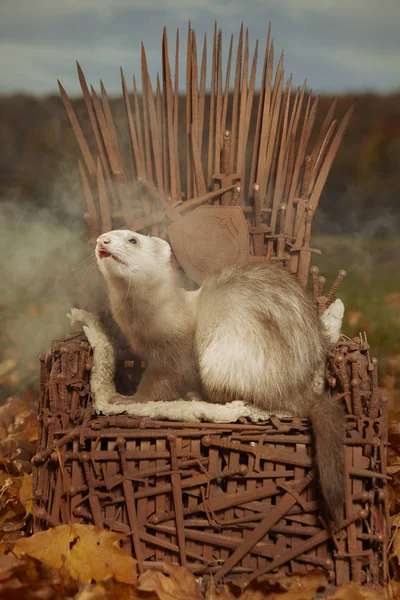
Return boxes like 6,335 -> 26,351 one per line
0,188 -> 104,398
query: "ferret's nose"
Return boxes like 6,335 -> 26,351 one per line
97,235 -> 111,245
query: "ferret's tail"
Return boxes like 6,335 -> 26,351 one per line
310,393 -> 344,525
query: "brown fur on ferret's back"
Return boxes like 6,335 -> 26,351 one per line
196,263 -> 330,411
196,263 -> 344,524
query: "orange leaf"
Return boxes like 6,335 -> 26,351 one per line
388,354 -> 400,374
390,513 -> 400,527
392,527 -> 400,562
327,581 -> 390,599
242,571 -> 329,600
19,473 -> 32,516
346,310 -> 362,327
385,293 -> 400,307
138,561 -> 201,600
14,524 -> 137,584
0,554 -> 24,582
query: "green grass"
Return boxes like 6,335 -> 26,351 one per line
312,236 -> 400,371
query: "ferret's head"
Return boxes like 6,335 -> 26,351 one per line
96,230 -> 172,282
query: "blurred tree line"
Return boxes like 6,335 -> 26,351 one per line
0,91 -> 399,237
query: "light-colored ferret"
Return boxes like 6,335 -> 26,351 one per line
96,229 -> 344,524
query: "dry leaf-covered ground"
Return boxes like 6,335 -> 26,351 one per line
0,394 -> 400,599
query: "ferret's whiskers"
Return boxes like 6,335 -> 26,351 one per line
73,254 -> 96,271
85,276 -> 100,297
75,256 -> 96,281
73,249 -> 94,262
115,275 -> 132,319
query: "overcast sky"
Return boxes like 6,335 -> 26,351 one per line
1,0 -> 400,96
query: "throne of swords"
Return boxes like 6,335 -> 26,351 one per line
32,23 -> 388,589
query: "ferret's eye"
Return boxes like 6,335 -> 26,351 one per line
129,238 -> 138,245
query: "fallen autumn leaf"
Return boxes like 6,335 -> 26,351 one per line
14,524 -> 138,585
138,561 -> 202,600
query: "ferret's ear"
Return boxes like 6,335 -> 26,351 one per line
152,237 -> 172,263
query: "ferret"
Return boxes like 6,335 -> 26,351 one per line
95,229 -> 344,524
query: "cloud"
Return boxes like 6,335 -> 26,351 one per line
1,0 -> 399,94
0,41 -> 144,94
259,0 -> 400,90
1,0 -> 228,24
298,40 -> 400,78
264,0 -> 400,24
